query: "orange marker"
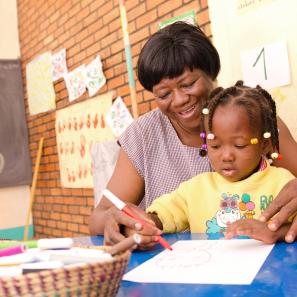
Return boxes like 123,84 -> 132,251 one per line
103,190 -> 172,251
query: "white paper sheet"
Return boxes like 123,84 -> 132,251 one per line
123,240 -> 274,285
65,64 -> 86,102
51,48 -> 68,82
241,40 -> 290,89
84,55 -> 106,97
105,97 -> 134,137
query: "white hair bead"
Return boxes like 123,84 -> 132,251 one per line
264,132 -> 271,138
202,108 -> 209,115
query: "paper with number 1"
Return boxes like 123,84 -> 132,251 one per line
123,240 -> 274,284
241,40 -> 290,89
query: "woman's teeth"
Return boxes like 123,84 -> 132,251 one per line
180,104 -> 196,114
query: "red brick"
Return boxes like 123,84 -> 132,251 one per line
79,207 -> 92,216
69,206 -> 79,214
118,84 -> 130,97
90,0 -> 105,12
57,221 -> 67,229
107,75 -> 125,89
83,11 -> 97,27
129,27 -> 149,45
197,10 -> 210,26
108,18 -> 121,33
79,225 -> 89,234
99,47 -> 111,60
104,68 -> 114,79
61,214 -> 71,222
173,1 -> 200,18
62,231 -> 73,237
144,90 -> 155,101
81,35 -> 94,50
159,0 -> 182,16
86,43 -> 101,57
67,223 -> 79,232
101,32 -> 117,48
50,10 -> 60,24
72,215 -> 84,224
88,19 -> 103,34
76,6 -> 89,22
64,197 -> 75,204
76,198 -> 87,205
103,7 -> 120,25
69,3 -> 81,18
105,52 -> 122,68
73,51 -> 86,64
51,213 -> 61,220
111,40 -> 124,55
97,1 -> 113,18
52,229 -> 62,237
136,9 -> 157,29
138,102 -> 150,115
47,220 -> 57,228
94,26 -> 109,42
65,16 -> 76,30
127,3 -> 146,22
201,0 -> 208,9
147,0 -> 166,10
87,197 -> 95,206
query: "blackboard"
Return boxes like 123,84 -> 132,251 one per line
0,59 -> 32,188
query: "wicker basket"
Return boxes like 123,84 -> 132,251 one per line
0,246 -> 131,297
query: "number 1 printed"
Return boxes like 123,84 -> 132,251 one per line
253,47 -> 267,80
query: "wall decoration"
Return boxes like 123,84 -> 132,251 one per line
51,48 -> 68,82
55,92 -> 114,188
65,64 -> 86,102
105,96 -> 134,137
236,0 -> 276,17
26,51 -> 56,115
241,40 -> 290,89
84,55 -> 106,97
159,10 -> 196,29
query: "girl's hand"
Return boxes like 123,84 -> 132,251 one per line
258,179 -> 297,243
103,203 -> 161,248
224,219 -> 278,244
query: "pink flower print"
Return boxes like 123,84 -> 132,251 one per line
228,199 -> 238,209
220,199 -> 229,209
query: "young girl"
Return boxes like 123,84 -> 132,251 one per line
144,81 -> 296,244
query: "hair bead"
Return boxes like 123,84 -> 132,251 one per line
250,138 -> 258,144
202,108 -> 209,115
271,152 -> 278,159
207,133 -> 214,140
268,159 -> 273,164
263,132 -> 271,138
202,144 -> 207,149
200,132 -> 206,138
277,154 -> 282,160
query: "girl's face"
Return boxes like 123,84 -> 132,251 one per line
152,66 -> 213,132
206,104 -> 271,182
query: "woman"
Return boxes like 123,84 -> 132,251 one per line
89,22 -> 297,249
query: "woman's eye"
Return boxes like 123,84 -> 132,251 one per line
159,93 -> 170,99
182,81 -> 196,88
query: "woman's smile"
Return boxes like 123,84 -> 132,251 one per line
177,103 -> 198,119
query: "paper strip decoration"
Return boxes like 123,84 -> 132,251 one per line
26,51 -> 56,115
65,64 -> 86,102
123,239 -> 275,285
241,40 -> 290,89
55,92 -> 114,188
105,96 -> 134,137
51,48 -> 68,82
84,55 -> 106,97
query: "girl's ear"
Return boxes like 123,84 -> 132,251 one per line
262,138 -> 272,155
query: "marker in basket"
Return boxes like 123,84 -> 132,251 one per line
103,189 -> 172,251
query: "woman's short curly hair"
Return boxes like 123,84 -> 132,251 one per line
137,21 -> 221,92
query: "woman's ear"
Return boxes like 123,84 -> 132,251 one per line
262,138 -> 272,155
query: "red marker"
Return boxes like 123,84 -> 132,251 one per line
103,189 -> 172,250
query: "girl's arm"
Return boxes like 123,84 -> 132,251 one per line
259,116 -> 297,242
89,147 -> 161,249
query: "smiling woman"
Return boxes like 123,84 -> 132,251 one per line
89,22 -> 297,249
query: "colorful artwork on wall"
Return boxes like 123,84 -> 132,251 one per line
26,51 -> 56,115
84,55 -> 106,97
65,64 -> 86,102
51,48 -> 68,82
105,96 -> 134,137
55,92 -> 114,188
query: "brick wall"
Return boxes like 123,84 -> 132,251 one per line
17,0 -> 212,239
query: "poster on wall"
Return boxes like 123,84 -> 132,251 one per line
236,0 -> 276,17
51,48 -> 68,82
159,10 -> 196,29
65,64 -> 86,102
84,55 -> 106,97
241,40 -> 290,89
105,96 -> 134,137
55,92 -> 114,188
26,51 -> 56,116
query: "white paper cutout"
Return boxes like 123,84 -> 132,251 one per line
51,48 -> 68,82
65,64 -> 86,102
105,97 -> 134,137
84,55 -> 106,97
241,40 -> 290,89
123,240 -> 274,285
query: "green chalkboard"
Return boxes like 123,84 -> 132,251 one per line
0,59 -> 32,188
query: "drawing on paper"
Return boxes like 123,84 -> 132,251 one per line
65,64 -> 86,102
55,93 -> 114,188
84,55 -> 106,97
155,242 -> 217,269
26,51 -> 56,115
51,48 -> 68,82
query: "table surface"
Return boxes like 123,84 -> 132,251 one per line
73,233 -> 297,297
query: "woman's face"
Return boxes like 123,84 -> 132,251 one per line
152,66 -> 214,132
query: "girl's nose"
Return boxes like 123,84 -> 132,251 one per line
221,149 -> 235,162
172,89 -> 190,107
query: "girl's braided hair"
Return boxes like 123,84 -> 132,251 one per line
200,80 -> 280,158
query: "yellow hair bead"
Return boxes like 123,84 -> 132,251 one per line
250,138 -> 258,144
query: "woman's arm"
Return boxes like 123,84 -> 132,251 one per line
89,147 -> 161,248
259,116 -> 297,242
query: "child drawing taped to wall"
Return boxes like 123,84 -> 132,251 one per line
143,81 -> 296,244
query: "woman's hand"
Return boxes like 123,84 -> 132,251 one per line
258,179 -> 297,243
103,203 -> 162,249
225,218 -> 292,244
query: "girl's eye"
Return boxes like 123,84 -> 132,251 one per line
210,145 -> 220,149
235,145 -> 248,149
